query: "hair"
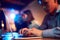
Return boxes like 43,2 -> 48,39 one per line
23,10 -> 34,21
57,0 -> 60,4
24,10 -> 32,15
38,0 -> 60,4
54,0 -> 60,4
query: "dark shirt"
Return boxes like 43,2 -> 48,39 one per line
39,9 -> 60,37
39,12 -> 60,30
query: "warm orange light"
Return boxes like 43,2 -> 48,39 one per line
1,21 -> 4,28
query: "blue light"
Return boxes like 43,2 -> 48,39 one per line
9,9 -> 16,19
14,14 -> 24,24
10,13 -> 16,19
2,32 -> 23,40
10,9 -> 15,12
38,0 -> 42,5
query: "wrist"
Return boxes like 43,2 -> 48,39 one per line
37,30 -> 43,37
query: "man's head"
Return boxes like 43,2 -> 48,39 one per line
38,0 -> 59,14
22,10 -> 34,22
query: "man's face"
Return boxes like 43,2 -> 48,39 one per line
41,0 -> 58,13
22,13 -> 34,22
22,14 -> 28,21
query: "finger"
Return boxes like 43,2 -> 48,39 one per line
19,29 -> 22,34
27,29 -> 33,35
22,28 -> 28,34
19,28 -> 27,34
26,29 -> 34,37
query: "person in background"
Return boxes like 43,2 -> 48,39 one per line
20,0 -> 60,38
14,10 -> 34,32
22,10 -> 38,29
14,13 -> 28,32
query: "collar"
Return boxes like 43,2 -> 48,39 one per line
56,5 -> 60,13
49,5 -> 60,16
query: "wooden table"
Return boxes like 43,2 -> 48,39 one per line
14,37 -> 60,40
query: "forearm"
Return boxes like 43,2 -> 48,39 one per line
42,27 -> 60,38
42,29 -> 55,37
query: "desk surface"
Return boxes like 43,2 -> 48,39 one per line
14,37 -> 60,40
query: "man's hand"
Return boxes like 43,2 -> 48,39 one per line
29,28 -> 43,37
19,28 -> 32,36
19,28 -> 29,34
19,28 -> 43,37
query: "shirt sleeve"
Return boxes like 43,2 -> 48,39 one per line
42,27 -> 60,38
42,12 -> 60,38
28,23 -> 39,29
42,28 -> 55,37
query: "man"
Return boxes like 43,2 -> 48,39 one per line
14,10 -> 34,32
14,13 -> 28,32
20,0 -> 60,38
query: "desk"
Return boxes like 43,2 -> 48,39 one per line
14,37 -> 60,40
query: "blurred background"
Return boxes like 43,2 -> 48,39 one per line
0,0 -> 46,31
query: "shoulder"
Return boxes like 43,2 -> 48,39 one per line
43,14 -> 50,20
